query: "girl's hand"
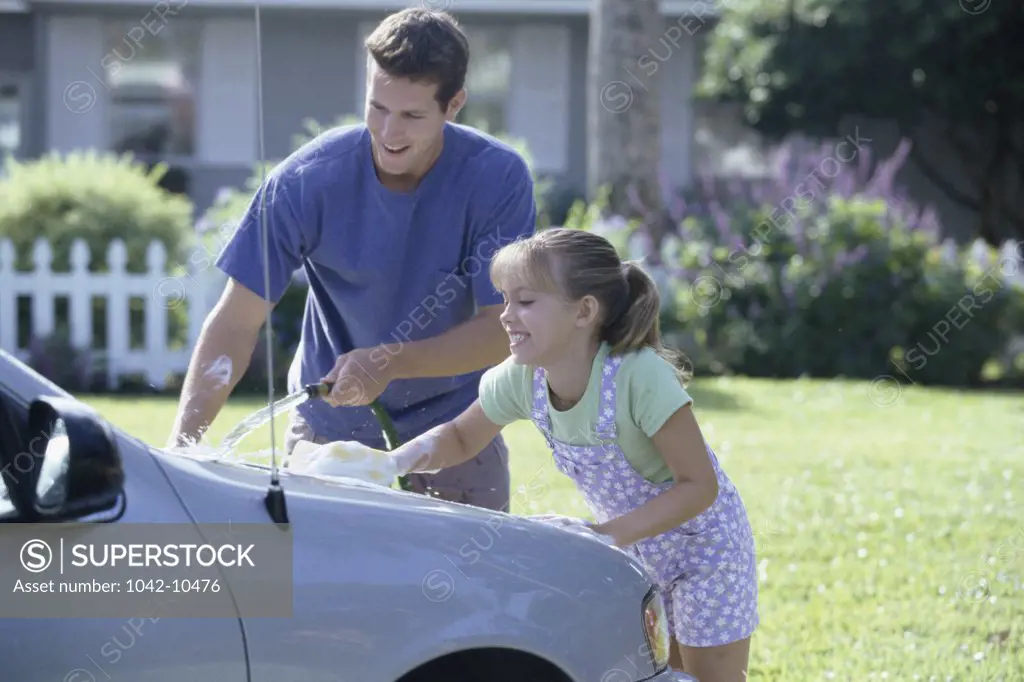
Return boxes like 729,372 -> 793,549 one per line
389,400 -> 504,475
390,437 -> 442,475
531,515 -> 618,547
287,439 -> 397,486
584,405 -> 720,548
585,521 -> 626,548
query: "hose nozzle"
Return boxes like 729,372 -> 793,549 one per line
304,381 -> 333,399
300,380 -> 407,489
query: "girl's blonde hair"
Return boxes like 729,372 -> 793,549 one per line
490,228 -> 691,384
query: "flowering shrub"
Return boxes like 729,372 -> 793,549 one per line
0,150 -> 194,272
589,138 -> 1024,388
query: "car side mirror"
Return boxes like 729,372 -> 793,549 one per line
1,396 -> 125,522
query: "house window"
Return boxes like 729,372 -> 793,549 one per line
102,20 -> 200,160
0,81 -> 22,159
457,28 -> 511,135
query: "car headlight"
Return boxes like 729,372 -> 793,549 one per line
642,587 -> 670,670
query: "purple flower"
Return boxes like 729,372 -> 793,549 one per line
919,207 -> 940,237
700,171 -> 716,202
835,166 -> 855,198
856,142 -> 873,186
627,184 -> 646,215
866,138 -> 912,198
710,201 -> 731,242
672,195 -> 687,225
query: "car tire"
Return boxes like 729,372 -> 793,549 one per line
398,648 -> 570,682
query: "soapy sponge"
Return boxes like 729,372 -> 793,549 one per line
287,439 -> 399,486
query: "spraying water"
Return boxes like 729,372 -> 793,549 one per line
210,381 -> 411,490
217,383 -> 329,454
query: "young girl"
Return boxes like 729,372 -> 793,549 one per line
387,228 -> 759,681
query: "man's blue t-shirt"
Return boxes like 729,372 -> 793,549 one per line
215,122 -> 536,447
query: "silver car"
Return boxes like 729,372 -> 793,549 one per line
0,348 -> 690,682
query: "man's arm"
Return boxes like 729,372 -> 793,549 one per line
166,279 -> 273,447
167,161 -> 310,447
379,304 -> 508,380
379,150 -> 535,381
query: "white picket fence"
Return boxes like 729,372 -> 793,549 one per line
0,237 -> 225,389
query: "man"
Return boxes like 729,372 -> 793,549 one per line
167,8 -> 536,512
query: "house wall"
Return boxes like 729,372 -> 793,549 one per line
566,16 -> 588,191
34,6 -> 259,213
29,5 -> 702,221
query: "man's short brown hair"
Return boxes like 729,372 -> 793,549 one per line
364,9 -> 470,110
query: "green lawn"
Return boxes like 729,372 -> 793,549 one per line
81,377 -> 1024,681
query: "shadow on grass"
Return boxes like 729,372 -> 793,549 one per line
686,381 -> 745,412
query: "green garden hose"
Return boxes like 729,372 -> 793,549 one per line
304,381 -> 411,492
368,399 -> 412,492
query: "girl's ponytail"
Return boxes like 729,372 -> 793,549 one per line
603,262 -> 660,354
602,262 -> 691,384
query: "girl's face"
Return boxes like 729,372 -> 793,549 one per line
499,282 -> 598,366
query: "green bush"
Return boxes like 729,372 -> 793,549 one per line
0,150 -> 195,272
668,198 -> 1022,387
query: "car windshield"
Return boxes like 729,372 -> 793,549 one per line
0,371 -> 20,513
0,375 -> 24,518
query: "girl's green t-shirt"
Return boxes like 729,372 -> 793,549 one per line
479,342 -> 692,484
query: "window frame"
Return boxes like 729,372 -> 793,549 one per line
355,21 -> 513,137
0,71 -> 31,161
101,18 -> 203,166
456,26 -> 512,136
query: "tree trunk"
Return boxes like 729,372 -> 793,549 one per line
907,118 -> 1024,245
978,119 -> 1009,245
588,0 -> 669,261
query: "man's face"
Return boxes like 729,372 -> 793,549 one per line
364,59 -> 464,181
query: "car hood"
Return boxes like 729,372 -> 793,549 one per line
150,445 -> 653,585
154,445 -> 497,516
150,448 -> 661,682
149,445 -> 623,549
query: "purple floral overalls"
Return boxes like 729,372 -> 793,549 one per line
530,354 -> 759,647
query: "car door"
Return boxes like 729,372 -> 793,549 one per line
0,365 -> 249,682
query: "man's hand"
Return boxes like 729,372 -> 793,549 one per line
317,304 -> 508,408
321,347 -> 394,407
